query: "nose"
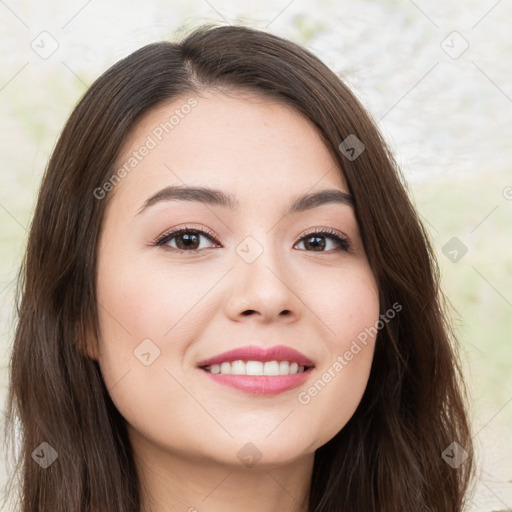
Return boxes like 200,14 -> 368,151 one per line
223,236 -> 301,324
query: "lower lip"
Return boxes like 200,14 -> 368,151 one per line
199,368 -> 314,395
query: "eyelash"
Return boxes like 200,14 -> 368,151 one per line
151,226 -> 351,254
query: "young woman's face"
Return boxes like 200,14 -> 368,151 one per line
93,91 -> 379,469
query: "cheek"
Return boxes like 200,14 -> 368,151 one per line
295,263 -> 379,443
303,260 -> 380,342
96,251 -> 217,348
94,251 -> 228,403
94,254 -> 194,436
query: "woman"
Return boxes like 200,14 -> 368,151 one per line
3,24 -> 474,511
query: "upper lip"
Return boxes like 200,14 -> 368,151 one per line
197,345 -> 315,368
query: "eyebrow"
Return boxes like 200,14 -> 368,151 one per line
137,185 -> 354,216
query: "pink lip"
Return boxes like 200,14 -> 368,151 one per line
196,345 -> 315,396
200,370 -> 314,396
196,344 -> 315,368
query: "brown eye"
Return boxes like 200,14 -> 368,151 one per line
154,228 -> 219,252
295,229 -> 350,252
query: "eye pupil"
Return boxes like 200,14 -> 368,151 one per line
305,235 -> 326,251
177,232 -> 200,250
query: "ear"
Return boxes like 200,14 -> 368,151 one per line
76,321 -> 101,361
84,337 -> 101,361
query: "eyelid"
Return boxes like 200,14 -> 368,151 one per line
151,224 -> 220,247
299,226 -> 348,240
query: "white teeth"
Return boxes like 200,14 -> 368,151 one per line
263,361 -> 279,376
246,361 -> 263,375
231,360 -> 245,375
204,360 -> 308,376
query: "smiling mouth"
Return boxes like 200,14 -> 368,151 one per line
200,360 -> 315,376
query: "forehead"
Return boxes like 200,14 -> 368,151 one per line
109,91 -> 348,211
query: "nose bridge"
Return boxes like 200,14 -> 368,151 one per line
235,231 -> 285,289
225,231 -> 299,321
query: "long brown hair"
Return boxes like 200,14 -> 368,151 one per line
2,24 -> 474,511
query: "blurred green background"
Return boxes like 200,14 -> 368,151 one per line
1,0 -> 511,510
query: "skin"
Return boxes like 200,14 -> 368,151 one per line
90,90 -> 380,512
